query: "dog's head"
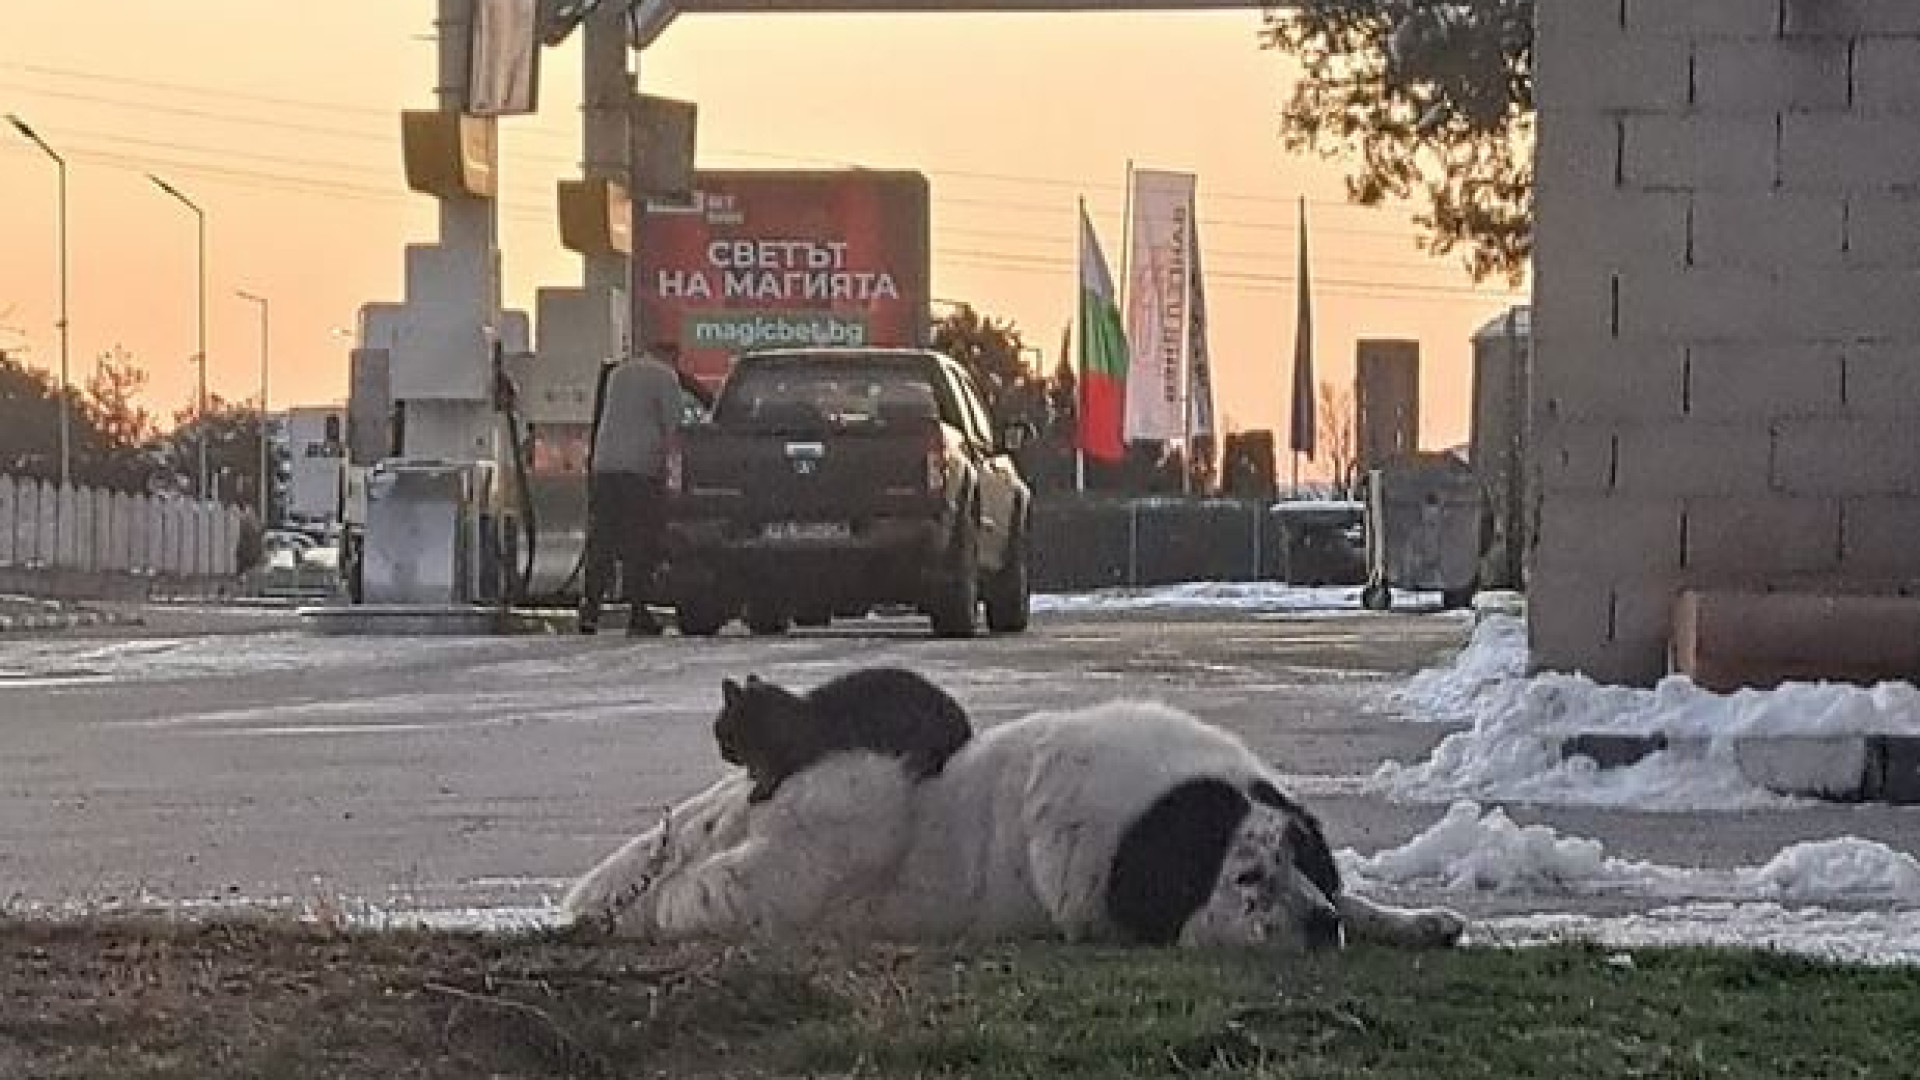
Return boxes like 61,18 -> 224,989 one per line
1182,780 -> 1345,952
714,674 -> 807,765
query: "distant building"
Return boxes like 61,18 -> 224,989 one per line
273,405 -> 347,525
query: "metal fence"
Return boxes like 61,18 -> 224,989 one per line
0,474 -> 244,597
1030,498 -> 1367,593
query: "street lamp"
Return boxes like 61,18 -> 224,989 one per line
7,114 -> 71,489
236,290 -> 270,524
146,173 -> 209,501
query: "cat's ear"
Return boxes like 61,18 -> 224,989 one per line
721,678 -> 743,706
745,673 -> 766,687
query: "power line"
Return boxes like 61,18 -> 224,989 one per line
937,247 -> 1522,299
0,134 -> 1464,282
0,69 -> 1521,303
3,139 -> 1515,305
3,62 -> 1437,219
938,255 -> 1521,305
0,77 -> 1433,245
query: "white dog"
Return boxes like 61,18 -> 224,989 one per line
564,700 -> 1466,951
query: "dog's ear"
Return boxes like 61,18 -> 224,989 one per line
721,678 -> 743,706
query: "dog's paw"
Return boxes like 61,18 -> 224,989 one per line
1406,907 -> 1468,948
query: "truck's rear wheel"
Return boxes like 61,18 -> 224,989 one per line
676,599 -> 728,637
983,525 -> 1031,634
928,525 -> 979,638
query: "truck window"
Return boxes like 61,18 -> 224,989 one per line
944,365 -> 993,449
714,361 -> 944,434
957,370 -> 997,443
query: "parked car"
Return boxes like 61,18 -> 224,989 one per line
661,347 -> 1034,638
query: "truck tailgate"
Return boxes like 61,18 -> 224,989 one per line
682,427 -> 935,522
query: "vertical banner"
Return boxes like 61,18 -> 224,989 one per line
1186,203 -> 1216,441
1289,196 -> 1318,461
1123,169 -> 1197,444
468,0 -> 541,117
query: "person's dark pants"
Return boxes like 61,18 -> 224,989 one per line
582,470 -> 667,632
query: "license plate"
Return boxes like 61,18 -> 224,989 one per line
761,521 -> 850,541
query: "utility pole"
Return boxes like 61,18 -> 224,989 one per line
7,115 -> 71,489
237,290 -> 271,523
148,174 -> 210,501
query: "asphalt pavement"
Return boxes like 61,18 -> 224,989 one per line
2,606 -> 1917,929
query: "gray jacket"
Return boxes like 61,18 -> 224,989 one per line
592,356 -> 685,477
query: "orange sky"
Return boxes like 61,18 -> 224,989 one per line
0,2 -> 1525,454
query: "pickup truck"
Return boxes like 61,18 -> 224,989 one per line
661,347 -> 1034,638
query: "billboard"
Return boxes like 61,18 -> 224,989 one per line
633,170 -> 931,390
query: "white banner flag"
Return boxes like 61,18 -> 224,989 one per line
1123,169 -> 1197,444
1187,207 -> 1216,441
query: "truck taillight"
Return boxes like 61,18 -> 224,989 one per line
925,430 -> 945,495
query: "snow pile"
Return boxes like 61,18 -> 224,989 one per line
1033,581 -> 1440,615
1342,801 -> 1654,894
1396,612 -> 1529,722
1375,674 -> 1783,809
1343,801 -> 1920,905
1751,838 -> 1920,903
1378,613 -> 1920,810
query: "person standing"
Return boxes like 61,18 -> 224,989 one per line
582,348 -> 684,635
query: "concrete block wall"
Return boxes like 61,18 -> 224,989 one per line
1533,0 -> 1920,684
1471,308 -> 1532,591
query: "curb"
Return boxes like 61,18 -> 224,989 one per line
0,606 -> 144,634
1561,732 -> 1920,805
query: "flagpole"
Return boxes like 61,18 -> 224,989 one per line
1073,200 -> 1087,494
1118,161 -> 1135,471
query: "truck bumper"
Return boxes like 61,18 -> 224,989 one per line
663,517 -> 948,605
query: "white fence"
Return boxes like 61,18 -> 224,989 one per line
0,474 -> 242,584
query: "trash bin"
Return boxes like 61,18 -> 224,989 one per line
1359,452 -> 1485,611
1268,500 -> 1366,586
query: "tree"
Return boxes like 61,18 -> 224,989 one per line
1046,353 -> 1078,433
159,394 -> 266,507
1260,1 -> 1534,283
0,349 -> 70,482
1316,379 -> 1361,499
930,303 -> 1037,422
78,347 -> 166,493
83,348 -> 158,453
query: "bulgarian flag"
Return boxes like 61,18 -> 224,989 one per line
1076,202 -> 1129,463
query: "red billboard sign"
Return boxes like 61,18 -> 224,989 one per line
633,170 -> 932,390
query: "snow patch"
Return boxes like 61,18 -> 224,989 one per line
1379,613 -> 1920,809
1033,581 -> 1441,615
1473,904 -> 1920,968
1343,801 -> 1920,905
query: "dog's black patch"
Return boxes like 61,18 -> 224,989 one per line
1247,778 -> 1301,814
1284,807 -> 1342,902
1247,778 -> 1342,902
1106,778 -> 1250,945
